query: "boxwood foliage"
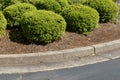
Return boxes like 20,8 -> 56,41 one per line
0,0 -> 22,10
0,0 -> 69,13
0,4 -> 2,10
62,4 -> 99,35
21,10 -> 66,43
82,0 -> 119,23
20,0 -> 41,6
0,11 -> 7,35
3,3 -> 37,27
68,0 -> 88,4
33,0 -> 69,13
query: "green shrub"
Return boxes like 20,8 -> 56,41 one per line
0,11 -> 7,35
62,4 -> 99,35
0,4 -> 2,10
3,3 -> 37,27
56,0 -> 69,9
34,0 -> 69,13
68,0 -> 80,4
0,0 -> 69,13
68,0 -> 88,4
83,0 -> 119,23
20,0 -> 41,6
21,10 -> 66,43
0,0 -> 22,10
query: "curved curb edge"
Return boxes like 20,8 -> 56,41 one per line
0,39 -> 120,66
0,39 -> 120,74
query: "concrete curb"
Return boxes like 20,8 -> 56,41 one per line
92,39 -> 120,54
0,46 -> 94,66
0,39 -> 120,66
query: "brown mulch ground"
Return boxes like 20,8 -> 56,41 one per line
0,23 -> 120,54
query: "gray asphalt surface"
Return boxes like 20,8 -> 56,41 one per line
1,57 -> 120,80
22,58 -> 120,80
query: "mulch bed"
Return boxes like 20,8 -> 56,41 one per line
0,23 -> 120,54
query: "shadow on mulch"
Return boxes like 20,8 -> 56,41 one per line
8,27 -> 51,46
9,28 -> 30,45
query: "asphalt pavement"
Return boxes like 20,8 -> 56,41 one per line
0,56 -> 120,80
22,58 -> 120,80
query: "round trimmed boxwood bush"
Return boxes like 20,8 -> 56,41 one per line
83,0 -> 119,23
0,11 -> 7,35
21,10 -> 66,43
34,0 -> 69,13
3,3 -> 37,27
62,4 -> 99,35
